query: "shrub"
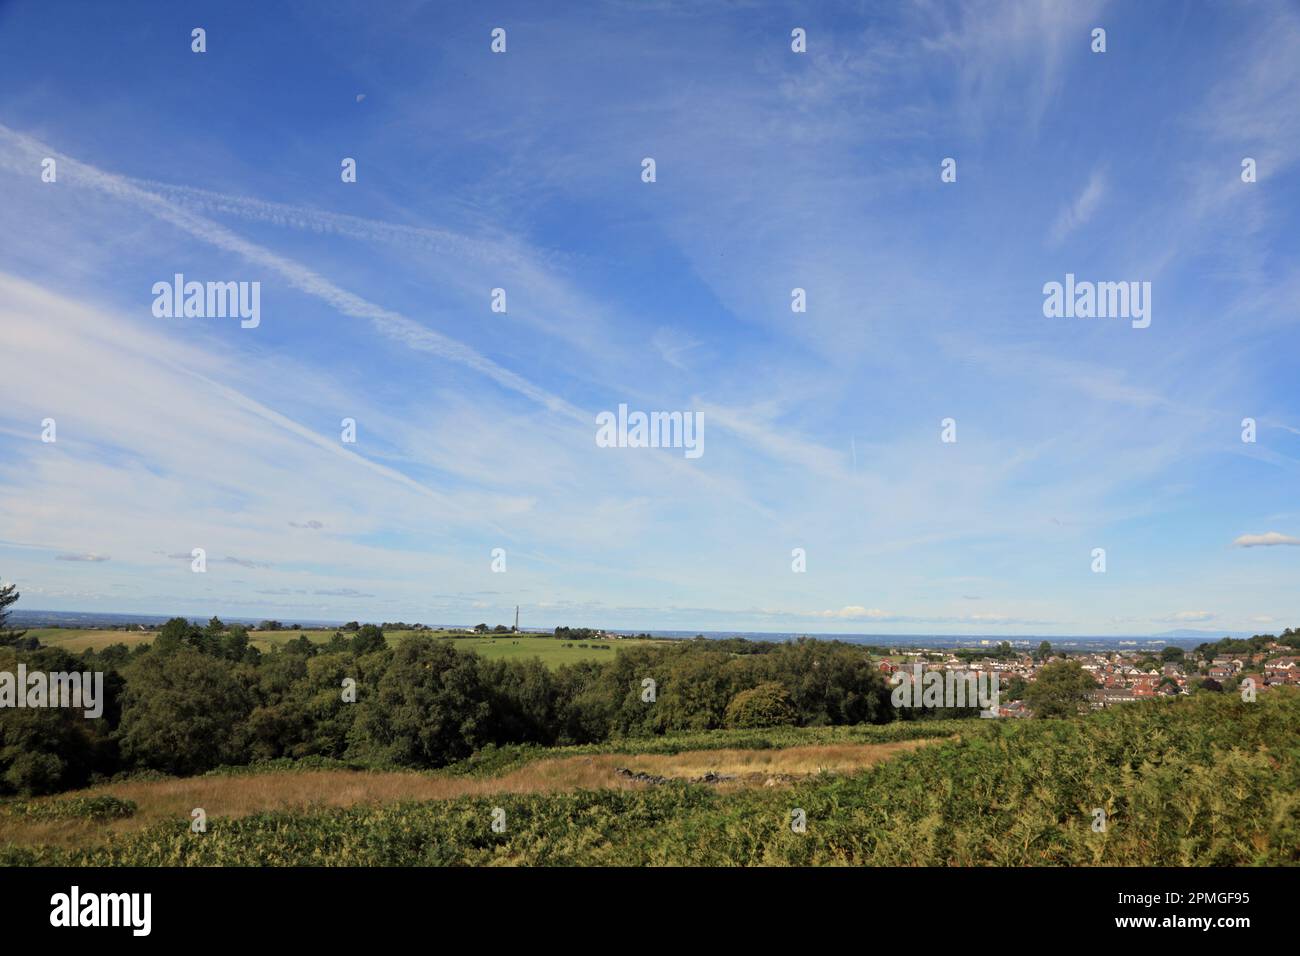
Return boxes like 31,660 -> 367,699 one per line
724,682 -> 798,728
6,794 -> 136,821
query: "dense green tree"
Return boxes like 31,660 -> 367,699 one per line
151,616 -> 198,655
349,637 -> 489,767
350,624 -> 387,655
481,657 -> 560,745
118,649 -> 253,775
1025,660 -> 1098,717
282,634 -> 319,657
1002,675 -> 1029,701
783,640 -> 892,726
550,660 -> 615,744
92,643 -> 132,668
221,623 -> 255,662
303,649 -> 378,756
245,644 -> 374,761
650,650 -> 733,731
0,647 -> 123,794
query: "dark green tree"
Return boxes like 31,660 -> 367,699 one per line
0,647 -> 123,794
0,580 -> 26,645
118,649 -> 253,775
350,624 -> 387,655
1025,660 -> 1097,717
349,636 -> 490,767
152,616 -> 197,654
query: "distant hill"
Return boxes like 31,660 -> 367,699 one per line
1149,628 -> 1253,639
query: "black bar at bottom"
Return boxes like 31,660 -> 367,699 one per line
0,865 -> 1286,942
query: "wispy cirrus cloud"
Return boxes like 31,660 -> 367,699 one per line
1050,167 -> 1107,244
0,125 -> 585,424
223,556 -> 271,570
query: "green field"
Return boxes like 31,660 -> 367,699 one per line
22,627 -> 667,668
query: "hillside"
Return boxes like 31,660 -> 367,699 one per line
3,692 -> 1295,866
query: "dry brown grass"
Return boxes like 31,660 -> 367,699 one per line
618,739 -> 936,787
0,738 -> 940,849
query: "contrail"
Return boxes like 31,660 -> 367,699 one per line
0,124 -> 586,424
0,124 -> 773,517
131,178 -> 514,265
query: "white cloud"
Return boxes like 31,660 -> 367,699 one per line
813,606 -> 897,621
1233,532 -> 1300,547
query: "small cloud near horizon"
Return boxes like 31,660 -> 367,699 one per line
1233,531 -> 1300,547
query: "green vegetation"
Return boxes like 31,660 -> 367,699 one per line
0,613 -> 897,796
3,691 -> 1294,866
0,584 -> 32,650
23,626 -> 661,666
7,579 -> 1297,868
724,682 -> 797,728
1024,659 -> 1098,717
1194,628 -> 1300,658
2,795 -> 136,822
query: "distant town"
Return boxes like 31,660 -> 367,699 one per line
877,634 -> 1300,717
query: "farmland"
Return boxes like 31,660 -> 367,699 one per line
21,627 -> 665,668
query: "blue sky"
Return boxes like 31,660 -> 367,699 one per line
0,0 -> 1297,636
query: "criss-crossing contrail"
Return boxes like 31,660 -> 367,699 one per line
0,124 -> 586,425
